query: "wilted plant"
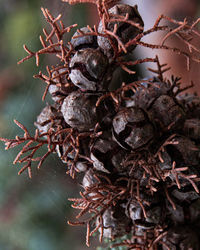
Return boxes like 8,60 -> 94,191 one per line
1,0 -> 200,249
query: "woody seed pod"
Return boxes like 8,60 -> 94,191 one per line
48,84 -> 68,103
189,199 -> 200,222
90,134 -> 126,173
148,94 -> 185,130
112,107 -> 154,150
99,206 -> 131,238
177,93 -> 200,118
165,135 -> 199,166
70,27 -> 97,50
162,226 -> 200,250
90,137 -> 117,173
128,195 -> 162,229
171,188 -> 200,203
35,104 -> 62,134
61,91 -> 98,131
69,48 -> 110,91
128,200 -> 143,222
166,202 -> 184,224
97,4 -> 144,57
49,68 -> 76,103
82,169 -> 98,189
134,80 -> 170,110
183,118 -> 200,140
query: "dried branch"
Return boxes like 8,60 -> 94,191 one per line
0,120 -> 59,178
18,8 -> 77,66
68,174 -> 131,245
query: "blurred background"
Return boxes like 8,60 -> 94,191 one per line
0,1 -> 199,250
0,1 -> 93,250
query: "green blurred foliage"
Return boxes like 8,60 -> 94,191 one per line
0,1 -> 89,250
3,8 -> 40,61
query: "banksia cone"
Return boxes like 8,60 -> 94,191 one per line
1,1 -> 200,249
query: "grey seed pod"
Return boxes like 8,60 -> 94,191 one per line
177,93 -> 200,118
56,132 -> 90,163
139,192 -> 160,204
166,202 -> 184,224
166,136 -> 199,166
189,199 -> 200,222
70,27 -> 97,50
183,118 -> 200,140
75,161 -> 88,172
162,226 -> 200,250
82,169 -> 101,201
112,107 -> 154,150
145,206 -> 162,225
128,200 -> 143,221
124,154 -> 147,181
134,221 -> 155,230
124,96 -> 135,108
66,161 -> 88,173
96,97 -> 117,129
61,91 -> 98,131
148,94 -> 185,130
97,4 -> 144,57
69,48 -> 110,91
48,84 -> 75,103
133,226 -> 156,246
131,168 -> 149,187
82,169 -> 98,189
159,151 -> 172,171
52,68 -> 68,85
35,104 -> 62,134
98,206 -> 131,239
90,137 -> 118,173
128,199 -> 162,229
171,188 -> 200,203
111,148 -> 127,172
134,80 -> 170,110
90,134 -> 126,173
49,69 -> 75,103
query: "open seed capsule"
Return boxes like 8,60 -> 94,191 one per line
112,107 -> 154,150
69,48 -> 110,91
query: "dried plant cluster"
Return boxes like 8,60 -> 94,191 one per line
1,0 -> 200,249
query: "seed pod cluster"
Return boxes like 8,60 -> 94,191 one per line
35,31 -> 200,247
2,2 -> 200,250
